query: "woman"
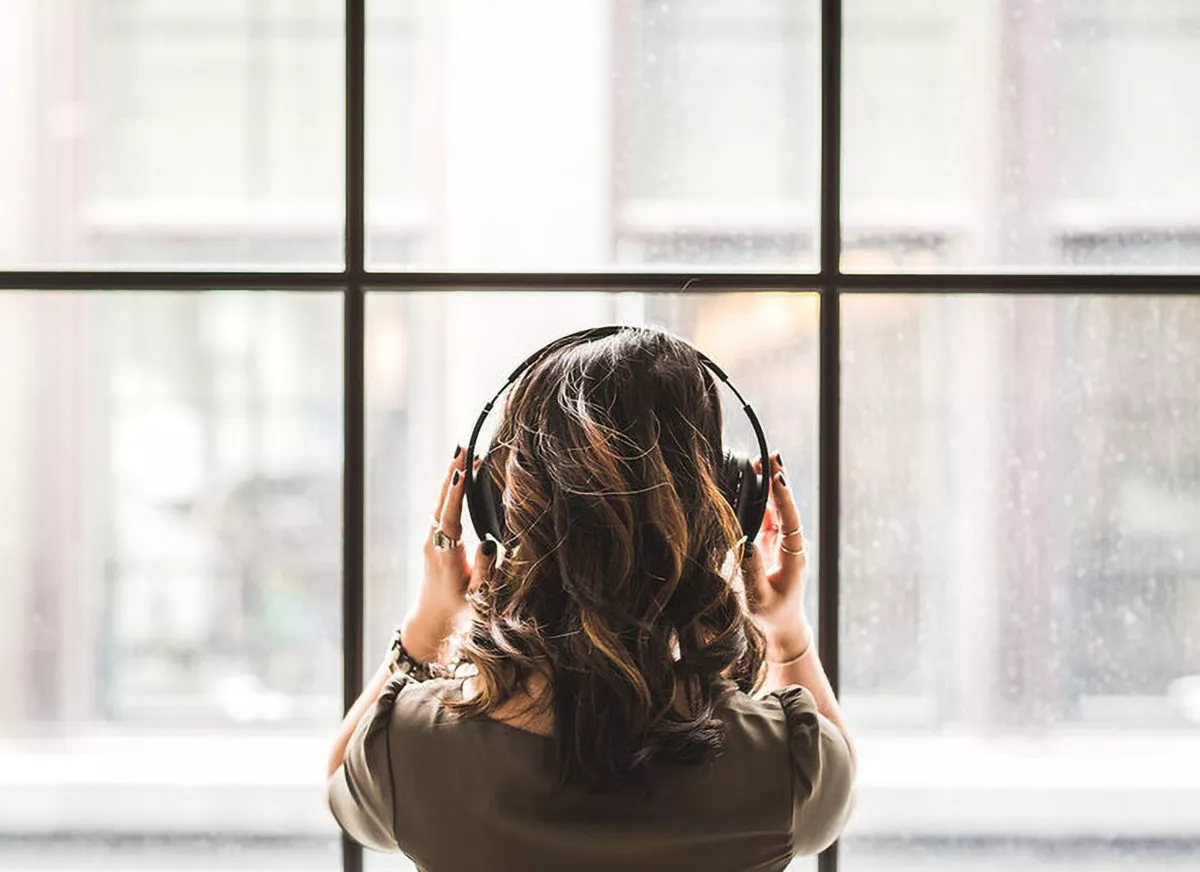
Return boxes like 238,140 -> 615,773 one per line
327,327 -> 855,871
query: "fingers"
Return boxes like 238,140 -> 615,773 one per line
768,454 -> 807,571
740,539 -> 766,610
468,540 -> 498,593
767,454 -> 801,535
439,465 -> 467,539
432,445 -> 466,520
754,456 -> 780,542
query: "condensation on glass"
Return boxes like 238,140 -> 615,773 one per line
839,295 -> 1200,871
0,292 -> 343,869
842,0 -> 1200,272
367,1 -> 821,269
0,1 -> 345,268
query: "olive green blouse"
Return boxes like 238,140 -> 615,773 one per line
327,674 -> 855,872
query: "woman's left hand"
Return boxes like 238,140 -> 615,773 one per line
401,446 -> 496,664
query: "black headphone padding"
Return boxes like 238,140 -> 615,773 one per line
722,450 -> 766,539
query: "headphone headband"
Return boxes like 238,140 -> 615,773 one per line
463,325 -> 771,542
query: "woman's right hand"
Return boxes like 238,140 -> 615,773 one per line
742,454 -> 813,662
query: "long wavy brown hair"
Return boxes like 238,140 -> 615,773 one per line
453,327 -> 766,789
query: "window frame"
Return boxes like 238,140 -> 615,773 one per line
3,2 -> 1200,870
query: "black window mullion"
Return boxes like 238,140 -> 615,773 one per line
0,272 -> 345,290
342,0 -> 366,870
818,0 -> 843,871
346,0 -> 366,279
3,272 -> 1200,293
820,0 -> 843,285
341,285 -> 365,872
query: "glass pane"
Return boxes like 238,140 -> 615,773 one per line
365,291 -> 819,871
843,0 -> 1200,271
0,292 -> 342,869
0,1 -> 343,269
841,295 -> 1200,870
367,1 -> 821,269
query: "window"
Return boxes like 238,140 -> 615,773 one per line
843,0 -> 1200,270
367,0 -> 821,269
2,2 -> 1197,871
841,294 -> 1200,868
613,1 -> 821,267
0,291 -> 343,869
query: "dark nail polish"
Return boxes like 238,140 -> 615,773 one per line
776,472 -> 787,487
451,469 -> 461,486
453,444 -> 462,459
481,540 -> 497,558
775,452 -> 784,467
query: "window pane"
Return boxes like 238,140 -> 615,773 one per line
843,0 -> 1200,271
0,292 -> 343,869
0,1 -> 343,268
841,295 -> 1200,870
367,1 -> 820,269
365,291 -> 819,871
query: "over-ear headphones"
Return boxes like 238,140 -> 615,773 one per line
463,325 -> 772,545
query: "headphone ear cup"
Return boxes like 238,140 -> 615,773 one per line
721,450 -> 764,538
466,453 -> 507,543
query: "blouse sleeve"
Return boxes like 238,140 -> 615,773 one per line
769,684 -> 857,856
326,672 -> 414,853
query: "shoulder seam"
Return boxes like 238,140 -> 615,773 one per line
772,690 -> 799,849
378,672 -> 415,851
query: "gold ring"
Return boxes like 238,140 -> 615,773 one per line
780,542 -> 806,556
780,527 -> 803,539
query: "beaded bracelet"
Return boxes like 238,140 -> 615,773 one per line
385,628 -> 439,682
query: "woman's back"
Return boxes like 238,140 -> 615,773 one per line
328,675 -> 854,872
326,327 -> 856,868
